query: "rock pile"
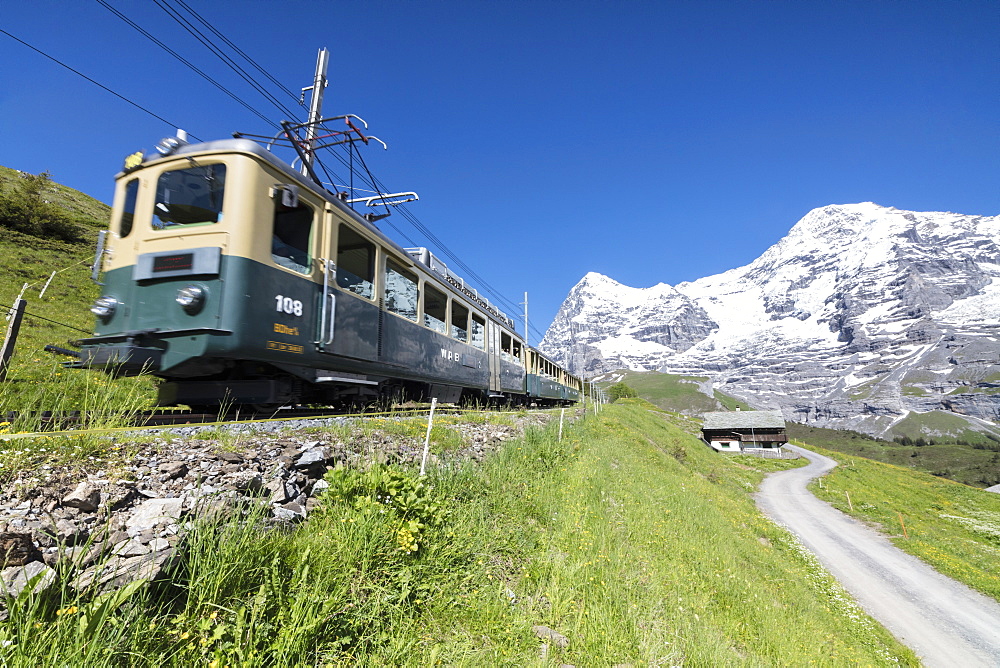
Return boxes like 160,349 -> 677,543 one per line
0,413 -> 552,611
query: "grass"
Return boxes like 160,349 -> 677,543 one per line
0,166 -> 111,231
1,402 -> 917,665
598,369 -> 747,413
888,410 -> 1000,444
806,444 -> 1000,602
787,422 -> 1000,488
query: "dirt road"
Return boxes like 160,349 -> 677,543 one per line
756,445 -> 1000,667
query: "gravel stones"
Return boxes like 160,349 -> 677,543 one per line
0,411 -> 556,600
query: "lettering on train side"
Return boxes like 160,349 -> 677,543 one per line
440,348 -> 461,365
273,323 -> 300,336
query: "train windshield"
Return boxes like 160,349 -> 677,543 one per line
153,164 -> 226,229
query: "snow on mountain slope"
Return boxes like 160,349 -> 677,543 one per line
541,203 -> 1000,436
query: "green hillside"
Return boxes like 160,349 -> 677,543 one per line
0,403 -> 920,665
0,166 -> 110,226
595,369 -> 749,413
789,421 -> 1000,488
0,167 -> 157,416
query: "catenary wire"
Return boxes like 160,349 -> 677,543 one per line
0,28 -> 200,140
94,0 -> 278,129
8,12 -> 538,340
151,0 -> 302,120
170,0 -> 302,104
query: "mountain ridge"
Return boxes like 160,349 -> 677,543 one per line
541,202 -> 1000,438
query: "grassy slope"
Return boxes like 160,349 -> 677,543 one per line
807,444 -> 1000,602
0,165 -> 111,232
889,410 -> 1000,444
788,422 -> 1000,488
0,167 -> 157,416
600,369 -> 750,413
0,404 -> 917,665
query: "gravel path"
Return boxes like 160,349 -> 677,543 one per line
755,444 -> 1000,667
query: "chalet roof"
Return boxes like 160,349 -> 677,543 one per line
702,410 -> 786,431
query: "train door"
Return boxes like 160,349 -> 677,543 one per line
487,321 -> 502,393
315,220 -> 379,361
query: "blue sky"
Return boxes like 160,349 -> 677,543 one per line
2,0 -> 997,344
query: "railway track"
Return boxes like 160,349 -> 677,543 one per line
0,403 -> 486,435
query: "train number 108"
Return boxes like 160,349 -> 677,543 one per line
275,295 -> 303,316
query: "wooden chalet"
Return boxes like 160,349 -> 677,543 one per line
701,410 -> 787,453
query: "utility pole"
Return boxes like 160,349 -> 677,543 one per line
300,47 -> 329,176
522,291 -> 529,347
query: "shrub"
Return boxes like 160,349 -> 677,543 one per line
606,381 -> 638,402
0,171 -> 82,242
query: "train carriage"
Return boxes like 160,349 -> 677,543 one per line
77,132 -> 577,409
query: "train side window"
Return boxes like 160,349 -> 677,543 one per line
118,179 -> 138,238
451,302 -> 468,342
336,224 -> 374,298
385,259 -> 418,321
271,199 -> 313,274
500,332 -> 513,361
423,284 -> 447,334
470,314 -> 486,349
512,339 -> 522,363
153,164 -> 226,228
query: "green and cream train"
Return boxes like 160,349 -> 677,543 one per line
76,132 -> 582,409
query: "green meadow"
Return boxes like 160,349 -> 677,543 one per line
1,403 -> 918,665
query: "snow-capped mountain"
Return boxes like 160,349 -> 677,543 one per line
541,203 -> 1000,437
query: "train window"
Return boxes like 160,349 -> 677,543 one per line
470,314 -> 486,349
153,164 -> 226,228
385,259 -> 418,321
423,285 -> 447,334
512,339 -> 522,363
500,332 -> 513,361
271,199 -> 313,274
118,179 -> 138,238
336,224 -> 374,299
451,302 -> 468,342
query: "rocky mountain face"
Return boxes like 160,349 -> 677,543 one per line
541,203 -> 1000,437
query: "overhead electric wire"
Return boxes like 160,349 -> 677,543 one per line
151,0 -> 302,120
0,28 -> 200,140
16,3 -> 538,340
94,0 -> 278,129
345,143 -> 544,338
170,0 -> 302,104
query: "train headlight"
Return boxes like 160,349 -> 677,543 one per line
155,136 -> 182,156
90,296 -> 118,319
176,285 -> 206,313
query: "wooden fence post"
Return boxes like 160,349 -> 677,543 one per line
0,299 -> 27,382
419,397 -> 438,476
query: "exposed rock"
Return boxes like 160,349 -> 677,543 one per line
1,561 -> 56,597
0,532 -> 41,567
532,624 -> 569,648
62,482 -> 100,511
0,411 -> 558,599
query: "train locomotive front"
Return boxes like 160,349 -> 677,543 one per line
78,134 -> 579,409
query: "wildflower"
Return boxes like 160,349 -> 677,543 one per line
55,605 -> 79,616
